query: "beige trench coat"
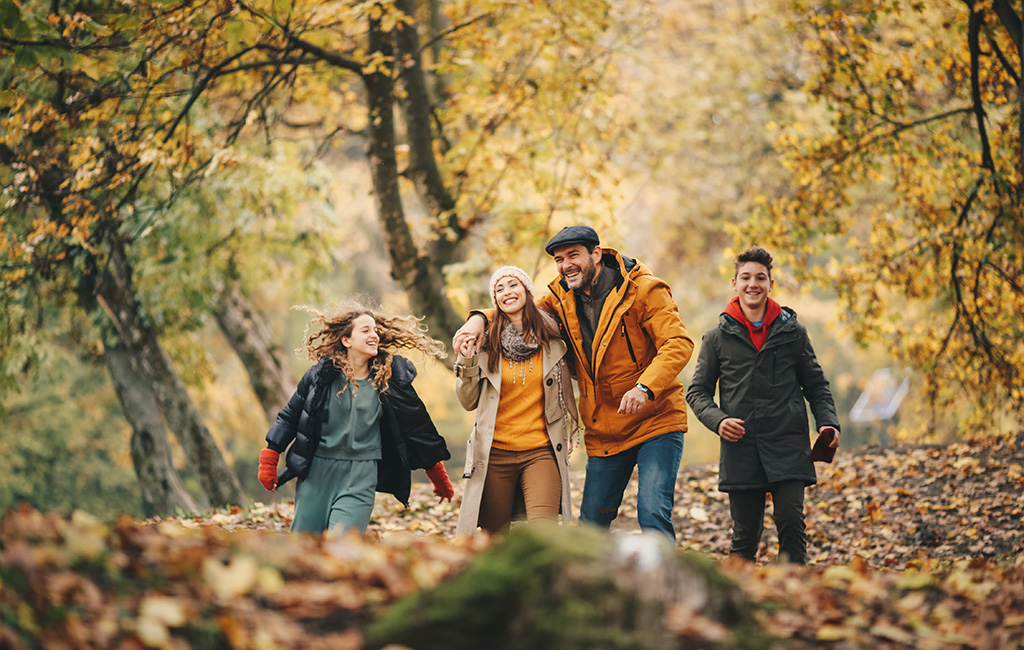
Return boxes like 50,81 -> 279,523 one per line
453,341 -> 578,536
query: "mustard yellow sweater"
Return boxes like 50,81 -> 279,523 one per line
491,355 -> 549,451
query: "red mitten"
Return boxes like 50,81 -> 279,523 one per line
258,448 -> 280,492
424,461 -> 454,502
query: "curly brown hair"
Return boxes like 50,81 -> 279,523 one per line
296,303 -> 446,395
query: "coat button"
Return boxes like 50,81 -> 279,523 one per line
592,417 -> 597,423
546,378 -> 553,386
556,443 -> 563,451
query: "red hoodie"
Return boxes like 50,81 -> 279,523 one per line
724,296 -> 782,351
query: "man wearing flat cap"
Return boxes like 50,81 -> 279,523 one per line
454,225 -> 694,540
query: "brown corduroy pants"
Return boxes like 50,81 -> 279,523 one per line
478,445 -> 561,535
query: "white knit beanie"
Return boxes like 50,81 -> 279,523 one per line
489,265 -> 535,307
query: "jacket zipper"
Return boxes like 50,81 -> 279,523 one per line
771,349 -> 777,383
556,263 -> 632,388
556,298 -> 593,384
592,287 -> 631,388
621,321 -> 638,367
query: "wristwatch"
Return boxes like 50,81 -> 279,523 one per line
636,383 -> 653,398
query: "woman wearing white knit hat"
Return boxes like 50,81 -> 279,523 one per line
453,266 -> 579,535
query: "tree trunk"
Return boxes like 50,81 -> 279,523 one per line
990,0 -> 1022,194
95,235 -> 248,508
213,281 -> 293,422
364,11 -> 464,350
426,0 -> 450,104
104,341 -> 202,516
394,0 -> 465,267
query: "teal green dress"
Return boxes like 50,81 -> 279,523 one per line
292,375 -> 382,535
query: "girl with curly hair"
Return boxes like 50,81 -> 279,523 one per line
257,303 -> 453,535
454,266 -> 579,535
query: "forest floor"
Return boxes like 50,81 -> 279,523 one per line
2,433 -> 1022,648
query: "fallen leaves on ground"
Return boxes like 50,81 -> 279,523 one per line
1,433 -> 1022,649
671,432 -> 1024,568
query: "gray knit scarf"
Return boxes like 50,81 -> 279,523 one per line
499,323 -> 541,362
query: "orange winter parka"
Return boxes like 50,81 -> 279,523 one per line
537,249 -> 694,457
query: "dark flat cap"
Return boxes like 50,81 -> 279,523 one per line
544,225 -> 600,255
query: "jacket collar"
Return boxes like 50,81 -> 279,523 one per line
315,354 -> 415,388
720,306 -> 797,342
314,356 -> 341,382
723,296 -> 783,331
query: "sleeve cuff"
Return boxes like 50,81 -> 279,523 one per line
454,353 -> 480,378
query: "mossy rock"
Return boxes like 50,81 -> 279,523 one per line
364,523 -> 773,650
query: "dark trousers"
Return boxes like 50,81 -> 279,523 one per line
728,480 -> 806,564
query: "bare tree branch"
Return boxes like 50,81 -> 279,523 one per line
283,34 -> 363,73
967,5 -> 996,172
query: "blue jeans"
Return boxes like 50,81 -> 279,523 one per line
578,431 -> 684,540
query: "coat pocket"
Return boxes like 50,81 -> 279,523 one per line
545,397 -> 562,424
606,376 -> 640,403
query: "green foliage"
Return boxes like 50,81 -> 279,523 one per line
0,0 -> 354,512
0,353 -> 142,519
126,142 -> 346,373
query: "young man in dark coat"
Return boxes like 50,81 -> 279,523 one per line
686,246 -> 840,564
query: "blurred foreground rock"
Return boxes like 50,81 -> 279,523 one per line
366,523 -> 770,649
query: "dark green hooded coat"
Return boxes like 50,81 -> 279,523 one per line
686,307 -> 839,491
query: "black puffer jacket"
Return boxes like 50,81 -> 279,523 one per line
686,307 -> 839,492
266,355 -> 450,506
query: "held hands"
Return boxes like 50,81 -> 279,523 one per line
457,338 -> 477,358
424,461 -> 454,503
257,448 -> 280,492
718,418 -> 746,442
452,315 -> 486,357
617,386 -> 650,415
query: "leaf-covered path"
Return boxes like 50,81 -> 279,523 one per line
1,434 -> 1022,649
361,431 -> 1024,569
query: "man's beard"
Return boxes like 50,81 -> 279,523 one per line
565,258 -> 597,289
